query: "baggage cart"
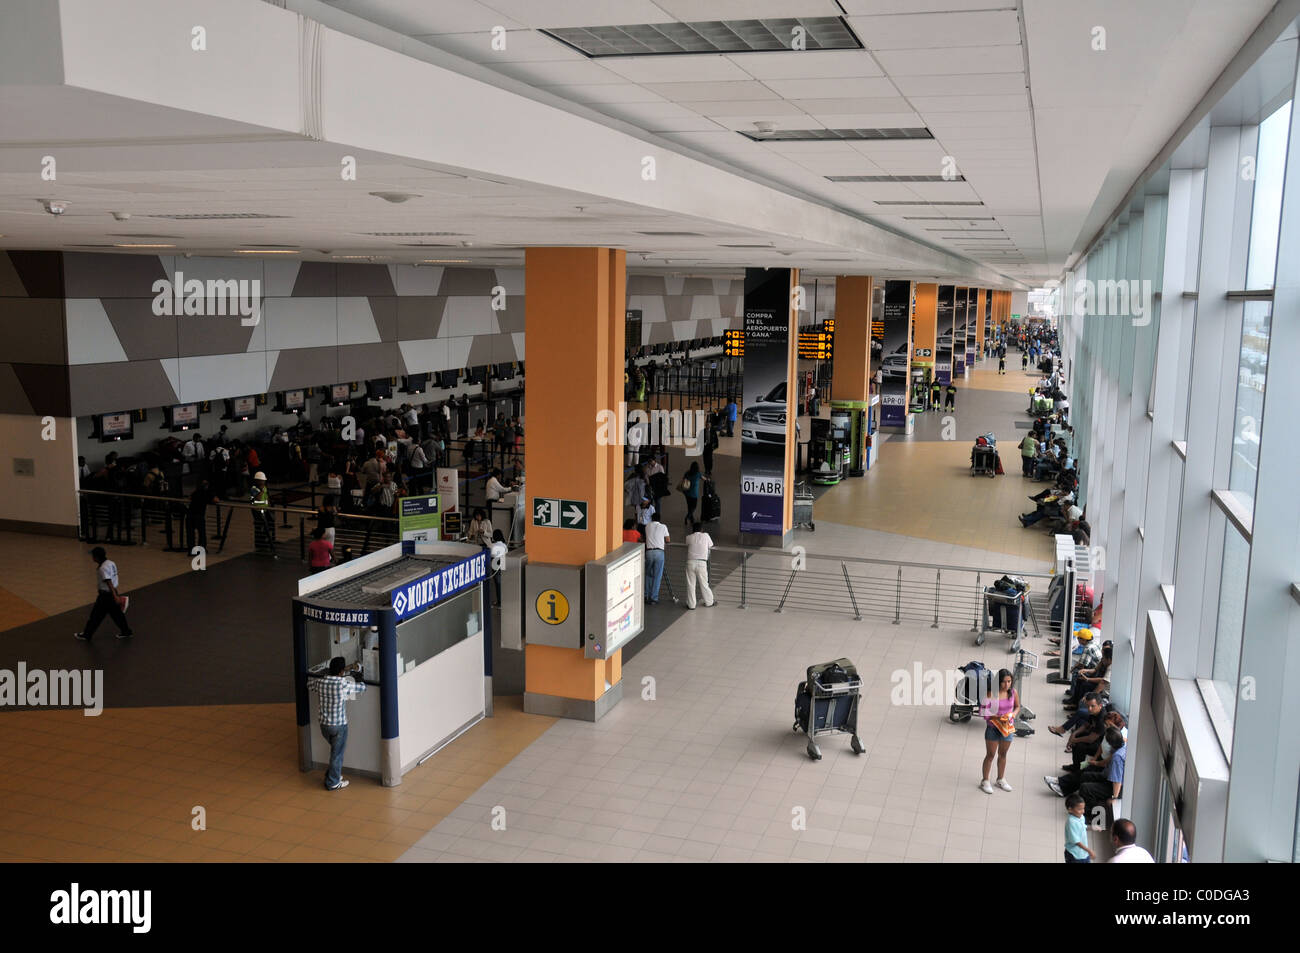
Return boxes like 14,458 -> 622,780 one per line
792,481 -> 815,531
792,658 -> 863,760
976,586 -> 1026,652
970,445 -> 997,477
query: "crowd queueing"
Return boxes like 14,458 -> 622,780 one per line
619,396 -> 725,610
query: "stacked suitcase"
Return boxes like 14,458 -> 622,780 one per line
792,658 -> 865,760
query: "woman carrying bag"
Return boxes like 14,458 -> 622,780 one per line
979,668 -> 1019,794
679,461 -> 702,526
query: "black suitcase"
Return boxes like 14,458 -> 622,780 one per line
701,479 -> 721,522
794,681 -> 811,732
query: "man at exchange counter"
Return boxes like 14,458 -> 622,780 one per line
308,657 -> 367,790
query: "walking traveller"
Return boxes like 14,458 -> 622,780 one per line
643,514 -> 669,604
683,521 -> 715,609
979,668 -> 1018,793
680,461 -> 702,525
945,382 -> 957,411
930,378 -> 942,410
74,547 -> 133,641
307,657 -> 366,790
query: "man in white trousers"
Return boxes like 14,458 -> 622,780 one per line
684,521 -> 716,609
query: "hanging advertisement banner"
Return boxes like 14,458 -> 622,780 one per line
936,285 -> 954,385
436,467 -> 459,516
952,287 -> 967,376
739,268 -> 794,536
965,288 -> 977,370
880,280 -> 912,427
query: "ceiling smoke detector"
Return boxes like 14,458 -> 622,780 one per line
753,121 -> 777,135
110,211 -> 131,222
369,191 -> 421,204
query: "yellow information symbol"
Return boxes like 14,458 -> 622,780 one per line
536,589 -> 570,625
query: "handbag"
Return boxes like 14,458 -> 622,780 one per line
678,477 -> 691,492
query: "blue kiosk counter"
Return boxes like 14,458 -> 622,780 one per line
293,541 -> 490,786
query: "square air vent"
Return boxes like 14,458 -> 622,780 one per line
544,17 -> 862,58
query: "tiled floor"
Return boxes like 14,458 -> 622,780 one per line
3,355 -> 1077,863
398,609 -> 1069,863
0,697 -> 554,862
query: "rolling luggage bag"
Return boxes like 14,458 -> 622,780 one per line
701,478 -> 721,523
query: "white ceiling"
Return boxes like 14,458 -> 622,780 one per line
0,0 -> 1281,283
326,0 -> 1277,280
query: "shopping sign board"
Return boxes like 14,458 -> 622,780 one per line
533,497 -> 588,530
398,494 -> 440,543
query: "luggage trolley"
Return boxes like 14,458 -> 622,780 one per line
949,649 -> 1038,737
976,580 -> 1028,652
792,658 -> 863,760
792,481 -> 815,531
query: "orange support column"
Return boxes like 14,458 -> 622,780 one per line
523,247 -> 626,720
912,283 -> 938,378
975,289 -> 987,356
831,276 -> 873,402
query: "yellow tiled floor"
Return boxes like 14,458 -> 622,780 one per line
809,364 -> 1058,563
0,698 -> 555,862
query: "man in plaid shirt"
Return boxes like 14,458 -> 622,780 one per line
308,657 -> 367,790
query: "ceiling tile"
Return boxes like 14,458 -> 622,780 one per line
875,45 -> 1025,76
761,77 -> 899,99
892,72 -> 1026,97
598,55 -> 754,83
642,80 -> 782,102
730,50 -> 883,80
847,11 -> 1022,50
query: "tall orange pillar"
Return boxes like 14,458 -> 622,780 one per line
523,247 -> 625,719
975,289 -> 987,356
912,283 -> 938,377
830,276 -> 873,402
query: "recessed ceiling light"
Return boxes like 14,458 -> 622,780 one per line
234,249 -> 299,254
420,259 -> 470,264
369,191 -> 422,204
113,243 -> 175,249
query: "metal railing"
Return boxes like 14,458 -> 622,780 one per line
659,542 -> 1064,641
77,488 -> 400,561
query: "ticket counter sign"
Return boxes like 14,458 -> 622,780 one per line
399,494 -> 440,543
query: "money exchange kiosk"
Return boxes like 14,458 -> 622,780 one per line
293,541 -> 490,786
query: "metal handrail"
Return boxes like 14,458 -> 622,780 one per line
684,542 -> 1055,580
660,541 -> 1060,632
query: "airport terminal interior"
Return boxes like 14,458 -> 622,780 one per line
0,0 -> 1297,868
